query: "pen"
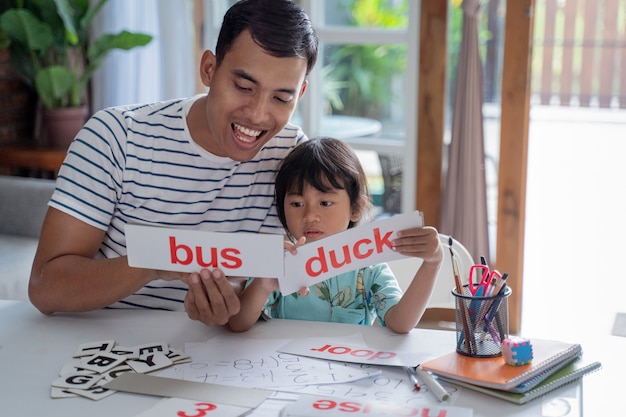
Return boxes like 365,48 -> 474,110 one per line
404,366 -> 421,391
415,365 -> 451,402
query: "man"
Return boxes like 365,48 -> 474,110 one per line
29,0 -> 318,327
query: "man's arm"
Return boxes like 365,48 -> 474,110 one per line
29,208 -> 175,314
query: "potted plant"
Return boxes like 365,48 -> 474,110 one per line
0,0 -> 152,148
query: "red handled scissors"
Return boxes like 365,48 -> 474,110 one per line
468,265 -> 502,296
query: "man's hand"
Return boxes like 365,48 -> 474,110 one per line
184,269 -> 242,326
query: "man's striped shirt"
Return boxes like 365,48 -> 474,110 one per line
49,96 -> 306,310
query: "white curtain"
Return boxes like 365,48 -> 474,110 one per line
90,0 -> 197,112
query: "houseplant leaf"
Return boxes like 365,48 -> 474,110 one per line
78,30 -> 152,97
52,0 -> 80,45
35,65 -> 73,109
0,8 -> 53,52
0,8 -> 54,87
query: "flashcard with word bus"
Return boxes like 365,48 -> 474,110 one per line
126,224 -> 284,278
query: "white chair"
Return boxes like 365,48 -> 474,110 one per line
387,234 -> 475,330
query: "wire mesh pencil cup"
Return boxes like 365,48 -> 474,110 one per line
452,285 -> 511,358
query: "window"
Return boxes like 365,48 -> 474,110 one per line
202,0 -> 418,216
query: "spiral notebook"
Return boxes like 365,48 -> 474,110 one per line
421,338 -> 583,391
438,357 -> 601,405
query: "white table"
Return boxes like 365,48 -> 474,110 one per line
0,301 -> 583,417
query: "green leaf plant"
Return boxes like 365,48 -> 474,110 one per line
0,0 -> 152,109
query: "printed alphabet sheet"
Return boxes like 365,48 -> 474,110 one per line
155,333 -> 465,416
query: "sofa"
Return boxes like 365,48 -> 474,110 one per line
0,175 -> 56,300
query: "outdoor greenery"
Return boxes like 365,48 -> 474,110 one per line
0,0 -> 152,109
323,0 -> 408,120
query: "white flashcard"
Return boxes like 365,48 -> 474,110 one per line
50,386 -> 77,399
104,372 -> 273,408
160,334 -> 381,388
132,397 -> 250,417
166,348 -> 192,364
59,360 -> 83,376
51,372 -> 103,389
73,340 -> 116,358
79,352 -> 127,373
111,345 -> 138,358
103,365 -> 134,381
127,352 -> 174,373
281,211 -> 424,295
126,224 -> 284,278
277,334 -> 431,367
133,342 -> 170,357
67,380 -> 116,401
281,395 -> 473,417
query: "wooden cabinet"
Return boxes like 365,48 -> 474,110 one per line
0,144 -> 66,178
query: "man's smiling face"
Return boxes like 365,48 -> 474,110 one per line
199,30 -> 308,161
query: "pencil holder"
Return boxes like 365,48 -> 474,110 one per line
452,285 -> 511,358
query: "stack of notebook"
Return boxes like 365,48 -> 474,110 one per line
421,338 -> 601,405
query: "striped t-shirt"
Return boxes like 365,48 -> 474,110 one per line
49,95 -> 306,310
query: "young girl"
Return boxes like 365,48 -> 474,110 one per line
228,137 -> 443,334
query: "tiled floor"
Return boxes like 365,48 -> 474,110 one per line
520,105 -> 626,415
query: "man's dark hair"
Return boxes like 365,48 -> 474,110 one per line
216,0 -> 318,75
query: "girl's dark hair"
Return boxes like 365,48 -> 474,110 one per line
275,137 -> 371,236
216,0 -> 319,75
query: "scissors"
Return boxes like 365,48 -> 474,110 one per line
468,264 -> 502,297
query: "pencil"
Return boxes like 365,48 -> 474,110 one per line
404,366 -> 421,391
415,365 -> 451,402
478,273 -> 509,330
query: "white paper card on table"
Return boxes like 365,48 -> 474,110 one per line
126,352 -> 173,373
67,380 -> 116,401
79,352 -> 127,373
126,224 -> 284,278
157,334 -> 380,388
132,397 -> 250,417
73,339 -> 116,358
281,211 -> 424,295
277,333 -> 431,367
52,372 -> 104,389
271,365 -> 462,407
281,395 -> 473,417
133,342 -> 170,356
50,386 -> 78,399
103,372 -> 272,408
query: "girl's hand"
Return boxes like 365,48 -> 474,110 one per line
283,237 -> 309,296
391,226 -> 443,265
284,236 -> 306,255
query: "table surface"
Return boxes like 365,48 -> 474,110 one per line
0,301 -> 585,417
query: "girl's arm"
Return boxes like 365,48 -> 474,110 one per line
228,236 -> 309,332
384,226 -> 443,334
227,278 -> 278,332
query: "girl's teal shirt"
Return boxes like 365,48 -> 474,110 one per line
251,263 -> 403,327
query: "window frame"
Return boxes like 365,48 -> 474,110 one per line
200,0 -> 420,214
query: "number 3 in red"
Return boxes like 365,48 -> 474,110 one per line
177,402 -> 217,417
